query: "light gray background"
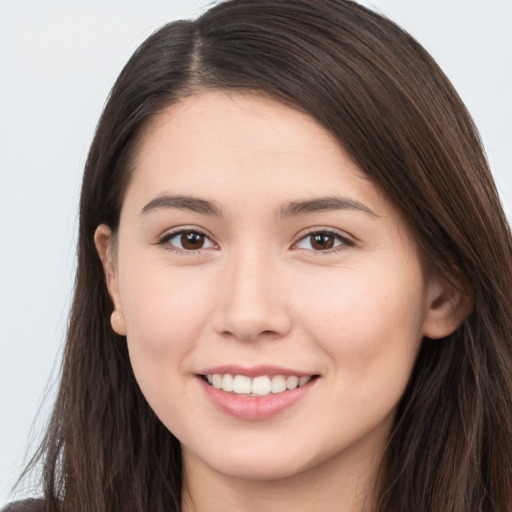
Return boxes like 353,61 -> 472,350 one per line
1,0 -> 511,504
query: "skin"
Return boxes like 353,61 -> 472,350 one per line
96,91 -> 469,512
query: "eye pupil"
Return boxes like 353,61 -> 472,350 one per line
181,232 -> 205,250
311,233 -> 335,250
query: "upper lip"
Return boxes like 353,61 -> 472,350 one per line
198,364 -> 317,378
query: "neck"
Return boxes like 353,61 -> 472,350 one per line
181,440 -> 385,512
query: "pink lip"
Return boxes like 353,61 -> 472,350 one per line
197,375 -> 317,421
199,364 -> 313,378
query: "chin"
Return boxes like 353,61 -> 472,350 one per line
208,456 -> 309,482
183,436 -> 316,482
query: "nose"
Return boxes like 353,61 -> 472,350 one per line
213,249 -> 292,342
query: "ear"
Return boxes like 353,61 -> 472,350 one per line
422,276 -> 473,339
94,224 -> 127,336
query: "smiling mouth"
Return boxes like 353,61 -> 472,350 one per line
201,373 -> 319,397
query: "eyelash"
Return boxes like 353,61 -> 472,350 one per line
292,228 -> 355,254
157,227 -> 354,254
158,228 -> 218,254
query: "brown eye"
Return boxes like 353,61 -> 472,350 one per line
295,230 -> 351,252
164,230 -> 216,252
181,231 -> 206,250
310,233 -> 335,250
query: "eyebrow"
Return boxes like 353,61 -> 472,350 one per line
140,195 -> 222,216
140,194 -> 376,219
278,196 -> 377,218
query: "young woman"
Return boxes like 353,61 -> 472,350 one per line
7,0 -> 512,511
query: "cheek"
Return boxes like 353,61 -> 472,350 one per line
290,264 -> 427,442
119,263 -> 216,368
118,263 -> 219,428
293,262 -> 427,373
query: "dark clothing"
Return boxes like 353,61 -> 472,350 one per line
2,500 -> 46,512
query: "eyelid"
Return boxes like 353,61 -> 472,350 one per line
155,225 -> 354,254
157,226 -> 219,253
291,227 -> 355,253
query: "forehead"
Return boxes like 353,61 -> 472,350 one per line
142,92 -> 350,170
128,91 -> 383,211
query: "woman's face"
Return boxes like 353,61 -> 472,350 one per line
97,91 -> 454,484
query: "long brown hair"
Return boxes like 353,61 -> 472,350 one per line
22,1 -> 512,510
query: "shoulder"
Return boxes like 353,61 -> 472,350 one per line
2,500 -> 47,512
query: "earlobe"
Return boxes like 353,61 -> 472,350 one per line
94,224 -> 127,336
422,277 -> 473,339
110,310 -> 127,336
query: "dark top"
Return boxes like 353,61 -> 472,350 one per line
2,500 -> 46,512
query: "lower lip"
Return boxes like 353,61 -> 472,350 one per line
198,377 -> 316,420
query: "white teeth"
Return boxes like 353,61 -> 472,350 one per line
205,373 -> 314,395
233,375 -> 252,394
271,375 -> 287,393
251,376 -> 272,396
212,374 -> 222,389
298,376 -> 311,387
286,375 -> 299,389
221,374 -> 234,392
